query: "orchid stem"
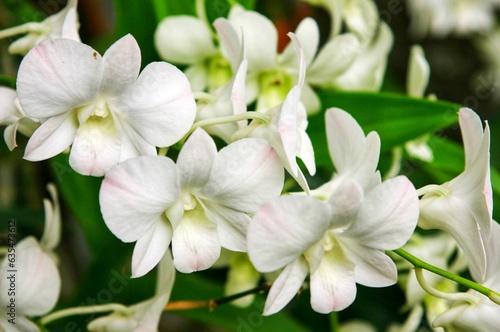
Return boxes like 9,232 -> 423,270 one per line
164,282 -> 272,311
40,303 -> 130,326
393,248 -> 500,305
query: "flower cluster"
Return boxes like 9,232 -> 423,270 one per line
0,0 -> 499,331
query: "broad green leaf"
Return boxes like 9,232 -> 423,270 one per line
308,91 -> 460,167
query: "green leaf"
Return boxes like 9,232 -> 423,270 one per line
0,74 -> 16,89
308,91 -> 460,168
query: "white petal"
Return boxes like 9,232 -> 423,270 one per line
24,111 -> 78,161
155,16 -> 217,64
0,237 -> 60,316
229,9 -> 277,72
0,87 -> 18,123
17,39 -> 102,118
100,156 -> 180,242
310,248 -> 356,313
40,183 -> 61,251
307,34 -> 361,85
345,176 -> 419,249
177,128 -> 217,189
101,34 -> 141,96
248,195 -> 331,272
406,45 -> 430,98
277,86 -> 300,176
4,123 -> 19,151
131,220 -> 173,278
214,18 -> 242,72
340,238 -> 397,287
264,257 -> 309,315
203,202 -> 251,252
280,18 -> 319,68
202,138 -> 284,212
115,62 -> 196,147
69,112 -> 122,176
300,83 -> 321,115
171,208 -> 220,273
118,121 -> 158,161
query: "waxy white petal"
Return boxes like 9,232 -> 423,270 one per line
345,176 -> 419,250
100,156 -> 180,242
171,208 -> 220,273
17,39 -> 103,118
131,220 -> 173,278
214,18 -> 242,73
264,257 -> 309,315
115,62 -> 196,147
69,112 -> 122,176
101,34 -> 141,96
177,128 -> 217,190
155,16 -> 217,64
248,195 -> 331,272
280,18 -> 319,68
0,237 -> 60,316
310,247 -> 356,313
202,138 -> 283,212
24,111 -> 78,161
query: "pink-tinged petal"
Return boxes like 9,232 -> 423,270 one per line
310,247 -> 356,313
0,237 -> 60,316
154,16 -> 217,64
114,62 -> 196,147
203,202 -> 251,252
131,220 -> 173,278
171,208 -> 220,273
339,238 -> 397,287
100,34 -> 141,96
17,39 -> 102,118
458,108 -> 484,167
214,18 -> 242,72
280,18 -> 319,68
100,156 -> 180,242
177,128 -> 217,190
307,34 -> 360,85
248,195 -> 331,272
229,8 -> 277,72
69,112 -> 121,176
419,194 -> 487,282
264,257 -> 309,315
202,138 -> 283,212
345,176 -> 419,250
24,111 -> 77,161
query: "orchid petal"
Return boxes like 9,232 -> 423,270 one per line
24,111 -> 77,161
264,257 -> 309,315
69,112 -> 122,176
406,45 -> 430,98
345,176 -> 419,250
214,18 -> 242,72
154,16 -> 217,64
310,247 -> 356,313
0,87 -> 18,122
131,220 -> 172,278
100,156 -> 180,242
248,195 -> 331,272
17,39 -> 102,118
4,123 -> 19,151
115,62 -> 196,147
280,18 -> 319,68
101,34 -> 141,96
0,237 -> 60,316
202,138 -> 283,212
177,128 -> 217,189
171,208 -> 220,273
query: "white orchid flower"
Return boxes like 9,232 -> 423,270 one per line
231,32 -> 315,191
247,108 -> 419,315
17,34 -> 196,176
418,108 -> 492,282
87,251 -> 175,332
0,87 -> 40,151
100,128 -> 283,277
0,0 -> 80,55
0,237 -> 61,332
432,221 -> 500,331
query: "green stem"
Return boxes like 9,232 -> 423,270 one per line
0,74 -> 16,89
40,303 -> 130,326
393,248 -> 500,304
329,311 -> 340,332
151,0 -> 169,23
